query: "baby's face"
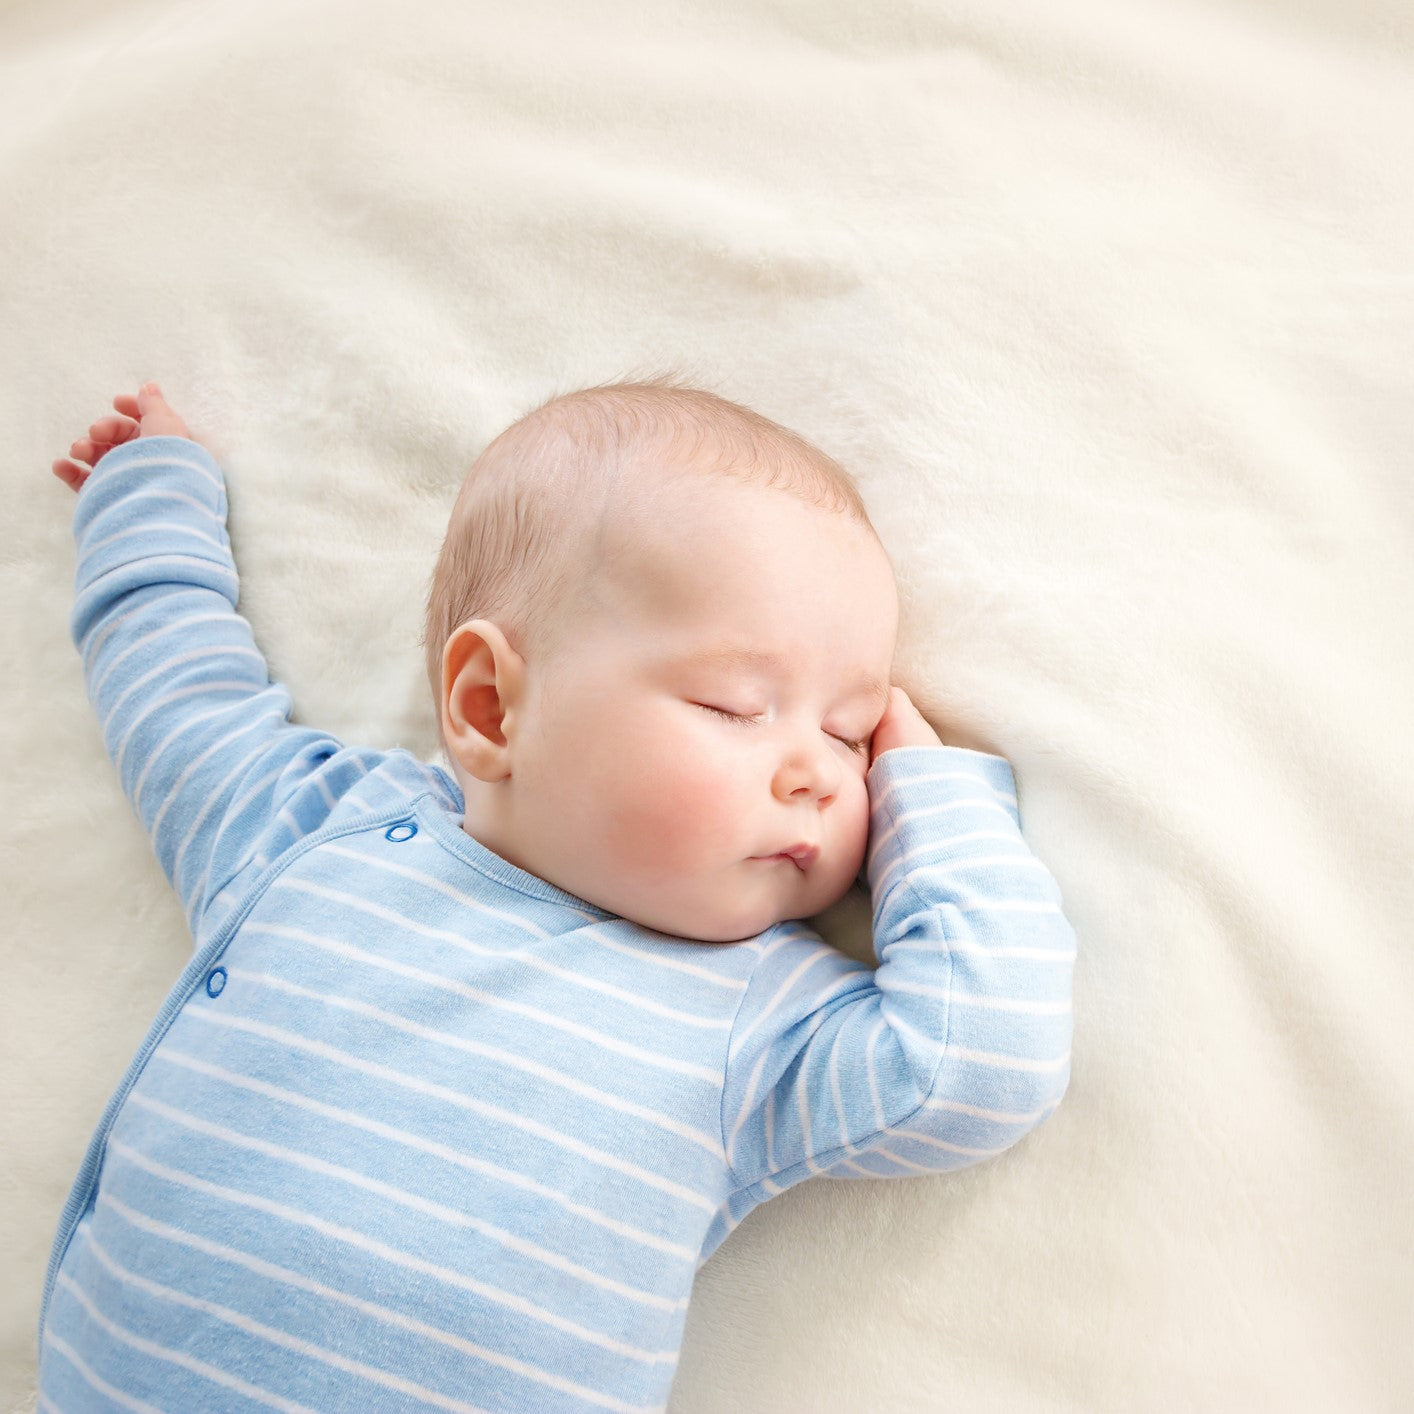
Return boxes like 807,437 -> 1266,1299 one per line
504,474 -> 898,944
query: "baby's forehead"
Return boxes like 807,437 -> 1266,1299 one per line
590,481 -> 893,638
600,473 -> 834,583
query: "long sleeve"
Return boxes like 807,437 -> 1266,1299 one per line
720,744 -> 1075,1196
69,435 -> 372,942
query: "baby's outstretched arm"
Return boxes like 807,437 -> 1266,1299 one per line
51,382 -> 191,493
55,391 -> 360,945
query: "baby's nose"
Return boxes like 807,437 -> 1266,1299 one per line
774,750 -> 838,803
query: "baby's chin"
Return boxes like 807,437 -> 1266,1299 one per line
637,878 -> 853,946
609,898 -> 772,946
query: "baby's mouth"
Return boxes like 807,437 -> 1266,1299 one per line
752,843 -> 819,871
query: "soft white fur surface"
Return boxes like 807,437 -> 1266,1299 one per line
3,1 -> 1412,1410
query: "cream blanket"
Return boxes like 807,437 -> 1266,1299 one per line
3,1 -> 1411,1410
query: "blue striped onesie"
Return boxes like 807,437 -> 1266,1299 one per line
39,435 -> 1077,1413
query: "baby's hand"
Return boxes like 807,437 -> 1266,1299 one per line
869,685 -> 946,767
51,383 -> 192,493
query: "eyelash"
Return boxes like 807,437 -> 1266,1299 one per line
697,704 -> 870,756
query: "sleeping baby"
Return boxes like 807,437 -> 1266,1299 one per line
41,377 -> 1076,1412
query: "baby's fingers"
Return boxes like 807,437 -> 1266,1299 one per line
90,413 -> 140,447
52,457 -> 90,492
67,414 -> 138,467
93,412 -> 138,438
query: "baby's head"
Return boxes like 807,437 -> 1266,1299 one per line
420,376 -> 898,944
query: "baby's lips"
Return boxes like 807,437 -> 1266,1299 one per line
753,843 -> 819,871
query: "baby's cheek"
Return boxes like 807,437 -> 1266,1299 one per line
610,760 -> 738,873
817,782 -> 868,878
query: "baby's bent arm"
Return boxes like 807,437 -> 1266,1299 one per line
719,745 -> 1075,1195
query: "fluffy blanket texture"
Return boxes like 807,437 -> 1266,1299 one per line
3,0 -> 1411,1409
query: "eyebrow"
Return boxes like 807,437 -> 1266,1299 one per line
677,645 -> 892,711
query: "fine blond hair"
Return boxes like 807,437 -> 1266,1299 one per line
418,372 -> 879,759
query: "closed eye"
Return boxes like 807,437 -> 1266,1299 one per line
695,703 -> 760,725
695,704 -> 869,755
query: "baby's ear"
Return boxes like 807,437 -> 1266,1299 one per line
440,620 -> 524,782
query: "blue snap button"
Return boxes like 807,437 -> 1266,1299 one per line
386,822 -> 418,843
205,966 -> 228,998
